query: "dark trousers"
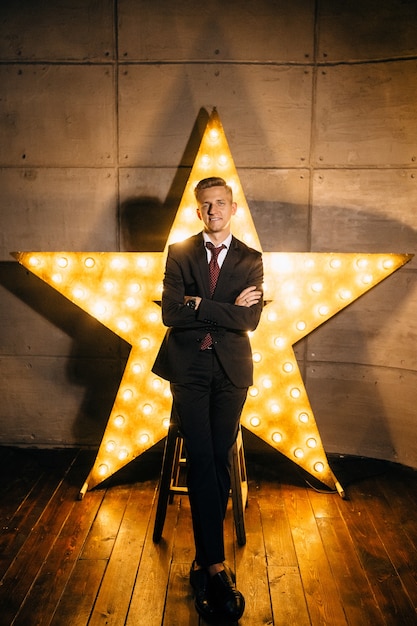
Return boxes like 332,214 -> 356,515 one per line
171,350 -> 247,568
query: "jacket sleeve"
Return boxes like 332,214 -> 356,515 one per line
197,253 -> 264,332
160,248 -> 209,329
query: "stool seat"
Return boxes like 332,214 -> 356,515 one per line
153,412 -> 248,546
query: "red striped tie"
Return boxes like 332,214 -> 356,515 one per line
200,242 -> 225,350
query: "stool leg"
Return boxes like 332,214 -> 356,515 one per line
230,429 -> 247,546
153,420 -> 179,543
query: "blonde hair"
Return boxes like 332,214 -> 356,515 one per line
194,177 -> 233,202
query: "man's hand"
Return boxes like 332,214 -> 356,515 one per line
184,295 -> 202,310
235,286 -> 262,307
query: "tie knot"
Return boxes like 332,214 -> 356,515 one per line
206,241 -> 226,258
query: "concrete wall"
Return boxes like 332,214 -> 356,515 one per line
0,0 -> 416,467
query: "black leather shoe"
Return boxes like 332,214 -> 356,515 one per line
189,562 -> 217,621
209,566 -> 245,621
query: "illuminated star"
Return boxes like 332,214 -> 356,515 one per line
13,110 -> 412,495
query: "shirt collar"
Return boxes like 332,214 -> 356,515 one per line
202,232 -> 232,249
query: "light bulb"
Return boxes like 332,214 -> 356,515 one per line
98,463 -> 109,476
114,415 -> 125,428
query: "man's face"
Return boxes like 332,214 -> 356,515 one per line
196,185 -> 237,237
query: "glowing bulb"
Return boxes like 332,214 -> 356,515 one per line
29,256 -> 40,267
361,274 -> 373,285
105,440 -> 116,452
114,415 -> 125,428
294,448 -> 304,459
283,362 -> 294,373
272,432 -> 282,443
125,297 -> 136,307
288,297 -> 301,310
318,305 -> 329,316
152,378 -> 162,390
252,352 -> 262,363
274,336 -> 285,348
117,319 -> 130,332
123,389 -> 133,401
311,282 -> 323,293
84,257 -> 95,268
270,402 -> 280,414
218,154 -> 228,166
338,289 -> 352,300
162,417 -> 170,429
267,311 -> 277,322
111,257 -> 124,269
149,312 -> 159,322
250,416 -> 261,427
314,462 -> 324,473
73,287 -> 85,299
298,412 -> 309,423
201,154 -> 211,167
93,302 -> 107,316
329,258 -> 341,269
356,258 -> 368,269
104,281 -> 114,291
296,321 -> 306,331
290,387 -> 301,399
383,258 -> 394,269
307,438 -> 317,448
132,363 -> 142,374
249,387 -> 259,397
52,273 -> 62,283
137,257 -> 148,269
262,378 -> 272,388
139,433 -> 150,444
130,282 -> 141,293
209,128 -> 219,141
140,338 -> 151,350
57,256 -> 68,268
118,448 -> 128,461
98,464 -> 109,476
142,403 -> 152,415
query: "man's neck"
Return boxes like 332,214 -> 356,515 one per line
204,230 -> 231,246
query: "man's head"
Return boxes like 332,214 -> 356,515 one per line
194,177 -> 237,240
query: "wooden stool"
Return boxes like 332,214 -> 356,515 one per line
153,412 -> 248,546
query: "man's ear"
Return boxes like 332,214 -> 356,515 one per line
231,202 -> 237,215
196,207 -> 202,221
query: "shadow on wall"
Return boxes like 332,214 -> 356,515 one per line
120,107 -> 211,253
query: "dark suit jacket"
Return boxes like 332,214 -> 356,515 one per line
152,232 -> 264,388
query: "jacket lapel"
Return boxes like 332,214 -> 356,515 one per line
192,233 -> 211,298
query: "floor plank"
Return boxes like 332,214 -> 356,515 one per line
1,448 -> 417,625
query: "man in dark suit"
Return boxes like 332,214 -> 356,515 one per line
152,177 -> 263,621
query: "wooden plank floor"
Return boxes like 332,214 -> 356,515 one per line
1,445 -> 417,626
